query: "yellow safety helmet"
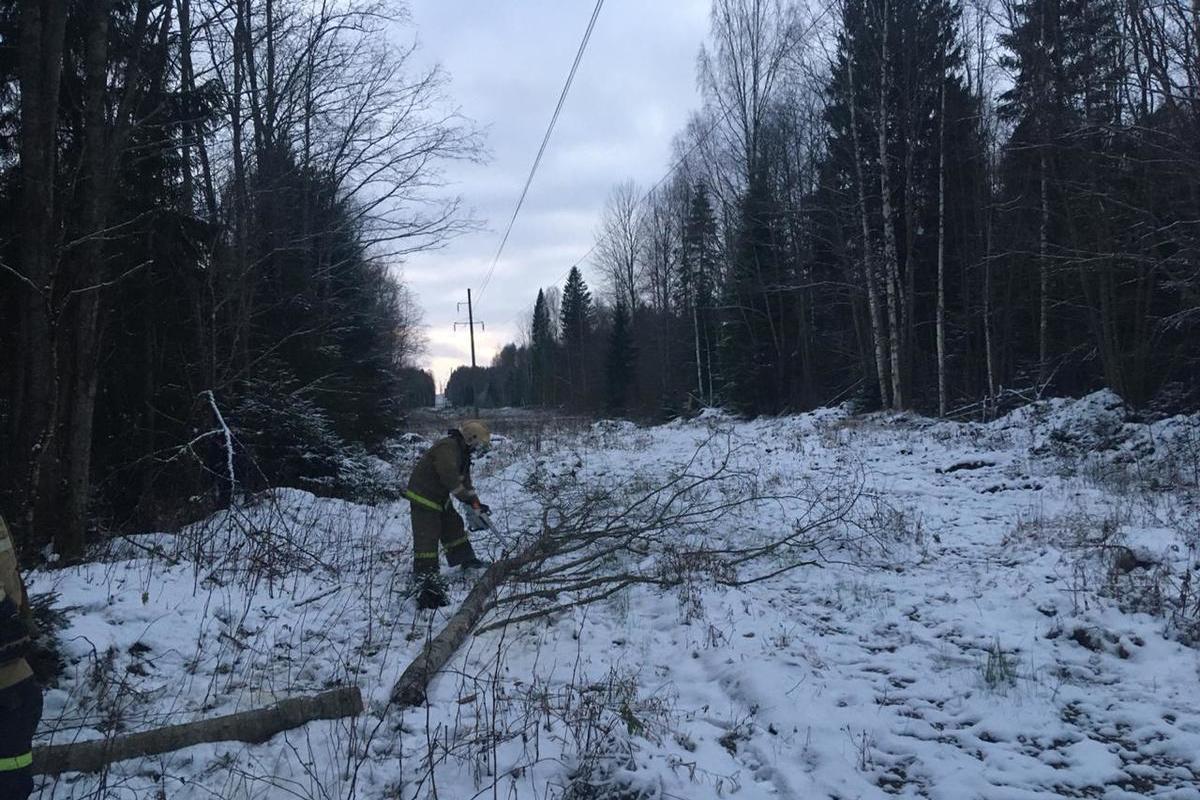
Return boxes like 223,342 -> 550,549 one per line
459,420 -> 491,452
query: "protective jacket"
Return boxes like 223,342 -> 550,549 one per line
0,515 -> 40,799
406,431 -> 479,511
0,517 -> 33,691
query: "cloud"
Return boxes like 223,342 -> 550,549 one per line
403,0 -> 710,386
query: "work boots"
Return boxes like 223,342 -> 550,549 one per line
445,539 -> 482,570
415,572 -> 449,610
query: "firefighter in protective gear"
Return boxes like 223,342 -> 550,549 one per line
0,515 -> 42,800
405,421 -> 493,609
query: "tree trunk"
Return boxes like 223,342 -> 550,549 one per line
10,0 -> 70,550
798,277 -> 815,407
33,687 -> 363,776
704,307 -> 715,404
901,95 -> 917,401
177,0 -> 195,213
231,0 -> 253,372
265,0 -> 277,149
180,0 -> 217,221
878,0 -> 904,410
1038,149 -> 1050,387
46,0 -> 115,558
937,78 -> 947,417
49,294 -> 103,558
847,61 -> 890,409
392,564 -> 512,708
1037,7 -> 1051,389
983,171 -> 996,410
1193,0 -> 1200,106
692,300 -> 704,404
975,21 -> 996,413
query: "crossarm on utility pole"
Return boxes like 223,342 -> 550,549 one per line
454,289 -> 486,416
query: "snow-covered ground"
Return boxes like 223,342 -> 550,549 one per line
28,392 -> 1200,799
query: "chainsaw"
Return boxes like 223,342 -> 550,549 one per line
464,505 -> 493,532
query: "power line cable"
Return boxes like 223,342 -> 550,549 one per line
498,0 -> 838,332
475,0 -> 605,302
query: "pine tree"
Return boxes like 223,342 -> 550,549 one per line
560,266 -> 593,409
606,300 -> 636,414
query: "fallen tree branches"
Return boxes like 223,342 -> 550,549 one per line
394,430 -> 896,705
32,686 -> 364,776
472,430 -> 878,636
391,515 -> 557,708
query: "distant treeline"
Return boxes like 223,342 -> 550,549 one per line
466,0 -> 1200,420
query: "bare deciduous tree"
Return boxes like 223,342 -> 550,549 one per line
595,180 -> 645,311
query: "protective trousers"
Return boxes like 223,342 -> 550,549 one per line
410,504 -> 476,574
0,677 -> 42,799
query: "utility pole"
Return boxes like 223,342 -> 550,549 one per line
455,289 -> 485,415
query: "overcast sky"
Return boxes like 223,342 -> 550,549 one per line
403,0 -> 711,389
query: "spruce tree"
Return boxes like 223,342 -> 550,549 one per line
531,289 -> 556,406
559,266 -> 593,408
823,0 -> 974,410
606,300 -> 636,414
998,0 -> 1125,392
720,168 -> 785,414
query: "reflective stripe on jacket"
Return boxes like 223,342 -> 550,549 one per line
406,432 -> 477,509
404,490 -> 449,512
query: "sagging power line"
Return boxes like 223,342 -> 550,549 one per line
475,0 -> 606,304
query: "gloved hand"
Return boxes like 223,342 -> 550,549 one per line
472,500 -> 491,516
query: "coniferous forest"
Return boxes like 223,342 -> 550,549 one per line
459,0 -> 1200,425
0,1 -> 464,556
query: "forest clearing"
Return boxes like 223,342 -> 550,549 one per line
26,395 -> 1200,798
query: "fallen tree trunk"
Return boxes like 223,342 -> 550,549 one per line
391,524 -> 555,708
33,685 -> 363,776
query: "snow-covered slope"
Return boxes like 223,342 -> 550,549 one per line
28,393 -> 1200,799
